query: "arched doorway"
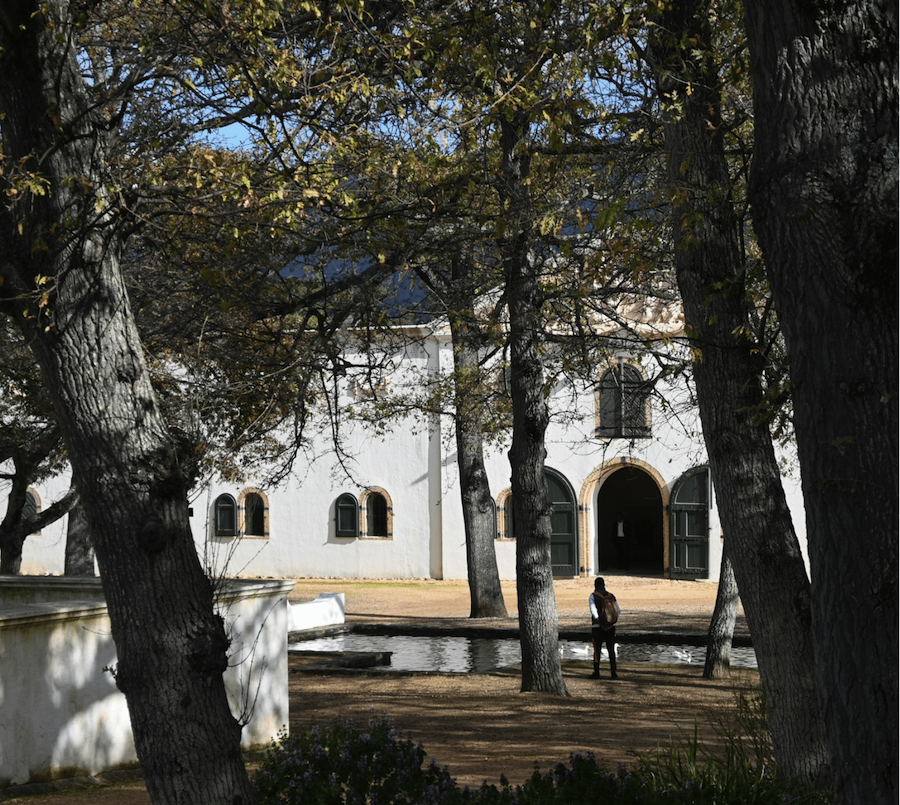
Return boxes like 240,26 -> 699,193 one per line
596,465 -> 664,575
547,469 -> 578,577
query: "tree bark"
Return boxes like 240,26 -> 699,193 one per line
65,503 -> 96,576
0,3 -> 256,802
703,540 -> 738,679
742,3 -> 898,802
649,1 -> 829,786
500,115 -> 568,696
449,317 -> 508,619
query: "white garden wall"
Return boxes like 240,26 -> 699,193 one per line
0,577 -> 293,787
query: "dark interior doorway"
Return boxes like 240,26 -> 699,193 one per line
597,466 -> 664,575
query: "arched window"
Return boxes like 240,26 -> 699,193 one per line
367,492 -> 389,537
233,488 -> 269,538
335,493 -> 359,538
214,494 -> 237,537
23,489 -> 41,535
597,362 -> 651,438
360,488 -> 393,538
497,491 -> 515,539
243,492 -> 266,536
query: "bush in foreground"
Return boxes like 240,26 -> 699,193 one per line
253,715 -> 460,804
254,703 -> 831,805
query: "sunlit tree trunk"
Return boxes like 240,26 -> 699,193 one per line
500,115 -> 568,696
450,317 -> 508,619
743,2 -> 898,802
703,542 -> 738,679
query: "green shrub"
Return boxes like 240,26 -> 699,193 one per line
253,714 -> 462,805
632,692 -> 832,805
254,696 -> 832,805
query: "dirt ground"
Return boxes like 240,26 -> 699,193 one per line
1,575 -> 755,803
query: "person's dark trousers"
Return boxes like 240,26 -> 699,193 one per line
591,626 -> 618,678
615,537 -> 629,570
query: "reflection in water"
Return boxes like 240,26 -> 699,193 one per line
289,634 -> 757,674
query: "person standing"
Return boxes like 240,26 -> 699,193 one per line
589,577 -> 621,679
614,511 -> 630,570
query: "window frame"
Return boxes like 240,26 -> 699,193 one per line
238,488 -> 270,539
360,488 -> 394,539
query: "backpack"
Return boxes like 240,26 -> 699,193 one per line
594,592 -> 619,630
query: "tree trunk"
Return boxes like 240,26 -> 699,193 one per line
0,4 -> 256,803
449,317 -> 508,619
65,503 -> 96,576
742,3 -> 898,802
500,115 -> 568,696
649,1 -> 829,786
0,460 -> 28,574
0,532 -> 24,576
703,540 -> 738,679
0,428 -> 67,575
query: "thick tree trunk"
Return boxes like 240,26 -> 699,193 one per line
65,503 -> 96,576
450,319 -> 508,619
0,4 -> 256,803
649,2 -> 829,786
500,116 -> 568,696
743,3 -> 898,803
703,541 -> 738,679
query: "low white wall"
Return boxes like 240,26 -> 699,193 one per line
0,577 -> 294,787
0,575 -> 106,606
288,592 -> 345,631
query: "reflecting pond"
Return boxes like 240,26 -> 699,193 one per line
289,633 -> 757,674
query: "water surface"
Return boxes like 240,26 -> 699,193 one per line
289,633 -> 757,673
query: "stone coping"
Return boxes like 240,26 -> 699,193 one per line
0,599 -> 108,629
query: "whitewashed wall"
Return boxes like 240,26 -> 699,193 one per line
0,577 -> 293,786
9,328 -> 807,584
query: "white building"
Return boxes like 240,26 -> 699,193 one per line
13,301 -> 807,584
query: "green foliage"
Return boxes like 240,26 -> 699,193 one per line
254,702 -> 832,805
632,692 -> 830,805
253,715 -> 462,805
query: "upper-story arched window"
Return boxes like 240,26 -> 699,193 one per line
597,362 -> 651,438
